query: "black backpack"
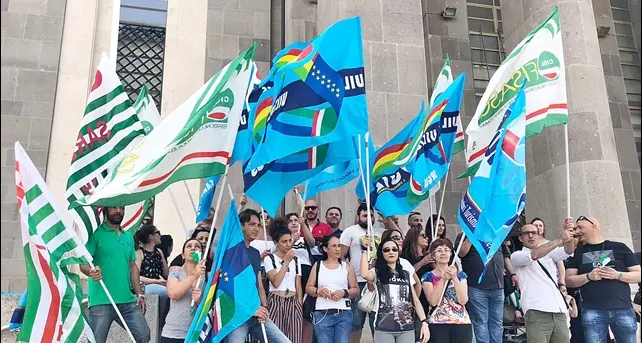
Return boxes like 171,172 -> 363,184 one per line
262,255 -> 299,292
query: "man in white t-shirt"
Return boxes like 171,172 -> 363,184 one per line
339,202 -> 383,343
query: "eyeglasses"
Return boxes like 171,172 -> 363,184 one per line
577,216 -> 594,225
382,247 -> 399,253
434,248 -> 452,254
390,235 -> 402,241
153,231 -> 161,235
418,233 -> 427,239
305,206 -> 318,211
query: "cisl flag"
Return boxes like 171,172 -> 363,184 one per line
461,7 -> 567,177
71,45 -> 256,207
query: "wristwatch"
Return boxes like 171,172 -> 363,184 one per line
343,289 -> 350,298
617,272 -> 623,281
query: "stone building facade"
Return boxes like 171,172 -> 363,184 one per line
1,0 -> 640,293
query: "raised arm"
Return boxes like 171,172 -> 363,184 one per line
360,251 -> 375,282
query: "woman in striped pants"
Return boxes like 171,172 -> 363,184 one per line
264,218 -> 303,343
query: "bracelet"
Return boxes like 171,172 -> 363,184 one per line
510,273 -> 516,277
617,272 -> 623,281
343,289 -> 350,298
421,319 -> 429,325
586,272 -> 592,281
558,283 -> 566,288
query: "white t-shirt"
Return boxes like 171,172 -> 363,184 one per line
339,224 -> 384,283
400,258 -> 416,280
263,254 -> 301,292
292,237 -> 311,266
250,240 -> 275,267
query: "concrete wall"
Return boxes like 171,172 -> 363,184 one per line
1,0 -> 66,292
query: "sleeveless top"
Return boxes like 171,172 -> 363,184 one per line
316,260 -> 350,310
140,248 -> 164,279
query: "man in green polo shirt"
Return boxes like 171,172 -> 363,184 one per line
80,206 -> 150,343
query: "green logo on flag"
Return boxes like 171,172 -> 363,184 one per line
537,51 -> 561,81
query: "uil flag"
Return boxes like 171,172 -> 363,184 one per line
185,199 -> 260,343
195,175 -> 221,224
65,53 -> 146,242
71,46 -> 256,208
243,82 -> 358,215
245,16 -> 368,170
429,55 -> 465,156
229,63 -> 262,166
457,88 -> 526,275
462,7 -> 567,177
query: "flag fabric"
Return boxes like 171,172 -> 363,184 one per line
65,53 -> 146,242
245,17 -> 368,170
230,63 -> 262,165
121,198 -> 152,235
8,289 -> 28,331
196,175 -> 221,223
462,8 -> 566,177
71,46 -> 256,208
406,74 -> 466,201
16,143 -> 95,343
457,88 -> 526,277
133,84 -> 161,134
429,56 -> 465,156
185,199 -> 261,343
16,142 -> 93,267
304,159 -> 360,200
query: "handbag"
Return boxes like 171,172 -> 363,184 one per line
358,273 -> 379,313
302,260 -> 321,319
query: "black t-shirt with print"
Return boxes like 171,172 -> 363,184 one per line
375,269 -> 415,332
566,240 -> 638,309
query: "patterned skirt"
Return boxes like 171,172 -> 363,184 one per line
268,293 -> 303,343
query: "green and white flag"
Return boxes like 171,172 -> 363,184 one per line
16,142 -> 93,267
15,142 -> 95,343
133,84 -> 161,134
461,7 -> 567,177
430,55 -> 465,156
71,45 -> 256,207
65,53 -> 145,241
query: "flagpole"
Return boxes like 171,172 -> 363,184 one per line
167,187 -> 188,235
357,134 -> 369,198
434,164 -> 450,240
364,134 -> 373,260
182,180 -> 197,213
564,125 -> 571,218
89,260 -> 137,343
191,172 -> 228,307
260,206 -> 269,252
261,321 -> 269,343
434,230 -> 467,308
300,180 -> 309,217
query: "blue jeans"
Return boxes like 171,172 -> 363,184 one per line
352,282 -> 375,333
466,287 -> 504,343
313,310 -> 352,343
224,317 -> 291,343
582,308 -> 638,343
88,302 -> 150,343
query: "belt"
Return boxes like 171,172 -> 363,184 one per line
319,309 -> 349,315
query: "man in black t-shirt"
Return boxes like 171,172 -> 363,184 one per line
565,216 -> 641,343
224,209 -> 291,343
456,233 -> 509,343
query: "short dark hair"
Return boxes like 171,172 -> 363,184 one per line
239,208 -> 260,226
318,234 -> 340,261
268,217 -> 289,238
356,202 -> 373,216
429,238 -> 454,255
271,226 -> 292,243
325,206 -> 343,218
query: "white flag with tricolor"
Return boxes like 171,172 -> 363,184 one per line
15,142 -> 95,343
71,45 -> 257,208
133,84 -> 161,134
461,7 -> 567,177
65,53 -> 146,241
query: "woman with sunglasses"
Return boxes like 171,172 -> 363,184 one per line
421,238 -> 472,343
360,236 -> 430,343
134,224 -> 169,296
264,220 -> 303,343
306,234 -> 359,343
286,212 -> 316,343
161,238 -> 206,343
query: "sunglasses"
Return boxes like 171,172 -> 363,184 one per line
305,206 -> 318,211
418,233 -> 427,238
577,216 -> 594,225
382,247 -> 399,253
153,231 -> 161,235
390,235 -> 402,241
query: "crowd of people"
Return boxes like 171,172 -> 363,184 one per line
79,195 -> 641,343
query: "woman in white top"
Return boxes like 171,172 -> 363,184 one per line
306,235 -> 359,343
264,220 -> 303,343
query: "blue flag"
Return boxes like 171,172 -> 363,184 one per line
405,74 -> 466,203
245,17 -> 368,171
229,64 -> 261,166
8,289 -> 27,331
185,199 -> 260,343
195,175 -> 221,223
304,135 -> 367,199
457,88 -> 526,279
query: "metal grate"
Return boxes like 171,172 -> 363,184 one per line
116,23 -> 166,108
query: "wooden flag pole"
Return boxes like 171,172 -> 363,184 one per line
191,172 -> 228,307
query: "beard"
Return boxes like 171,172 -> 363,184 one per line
358,219 -> 369,229
107,213 -> 123,225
